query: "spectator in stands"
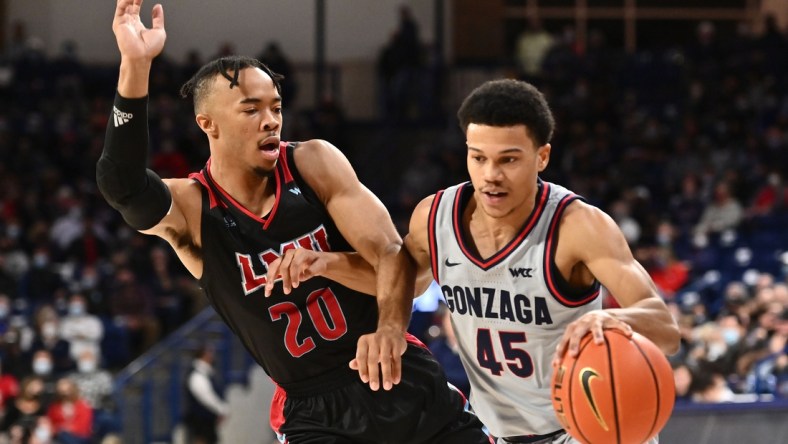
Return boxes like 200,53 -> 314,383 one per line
694,181 -> 744,237
27,415 -> 56,444
59,293 -> 103,363
745,171 -> 786,220
183,343 -> 228,444
672,363 -> 694,402
46,377 -> 92,444
67,349 -> 111,411
0,359 -> 20,417
68,350 -> 118,442
63,214 -> 110,268
514,18 -> 554,81
744,318 -> 787,396
107,267 -> 160,358
147,247 -> 192,335
257,42 -> 297,107
0,294 -> 14,336
0,375 -> 47,438
640,243 -> 690,301
17,246 -> 65,310
690,363 -> 736,403
669,174 -> 706,236
0,258 -> 19,299
28,351 -> 58,403
29,307 -> 74,376
376,5 -> 425,121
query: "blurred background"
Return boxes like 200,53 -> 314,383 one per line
0,0 -> 786,443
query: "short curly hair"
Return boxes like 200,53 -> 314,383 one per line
457,79 -> 555,147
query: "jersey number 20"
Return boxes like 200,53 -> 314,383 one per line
269,288 -> 348,357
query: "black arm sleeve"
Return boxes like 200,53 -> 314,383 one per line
96,93 -> 172,231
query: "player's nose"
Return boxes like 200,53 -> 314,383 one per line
482,163 -> 503,181
260,110 -> 280,132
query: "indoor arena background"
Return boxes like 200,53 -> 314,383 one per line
0,1 -> 786,443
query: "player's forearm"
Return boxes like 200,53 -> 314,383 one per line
96,84 -> 171,231
607,298 -> 680,355
320,252 -> 377,296
374,243 -> 415,333
118,58 -> 152,98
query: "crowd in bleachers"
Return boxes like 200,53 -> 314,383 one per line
0,11 -> 785,443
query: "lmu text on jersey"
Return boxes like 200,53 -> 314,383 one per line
441,285 -> 554,325
235,225 -> 331,295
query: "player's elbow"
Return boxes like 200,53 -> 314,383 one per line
661,322 -> 682,356
96,159 -> 172,231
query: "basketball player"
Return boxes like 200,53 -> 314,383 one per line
402,79 -> 681,443
97,1 -> 489,442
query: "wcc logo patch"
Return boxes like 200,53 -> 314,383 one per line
509,267 -> 534,278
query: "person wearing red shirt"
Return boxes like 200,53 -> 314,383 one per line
46,377 -> 93,443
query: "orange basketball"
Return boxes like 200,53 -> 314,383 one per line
550,330 -> 675,444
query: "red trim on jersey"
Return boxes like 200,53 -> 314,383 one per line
405,332 -> 427,348
270,382 -> 287,437
427,190 -> 445,284
188,169 -> 224,209
277,141 -> 295,184
204,157 -> 283,230
453,181 -> 550,271
543,195 -> 600,306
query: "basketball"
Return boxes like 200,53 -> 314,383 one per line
550,330 -> 675,444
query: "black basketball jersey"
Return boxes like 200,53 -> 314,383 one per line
189,142 -> 378,384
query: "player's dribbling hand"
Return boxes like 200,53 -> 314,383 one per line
113,0 -> 166,61
552,310 -> 632,368
349,325 -> 407,391
264,249 -> 328,297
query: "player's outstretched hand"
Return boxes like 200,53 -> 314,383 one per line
112,0 -> 166,61
552,310 -> 632,368
264,249 -> 328,297
349,325 -> 407,391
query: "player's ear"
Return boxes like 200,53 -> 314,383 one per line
196,113 -> 217,137
537,143 -> 551,171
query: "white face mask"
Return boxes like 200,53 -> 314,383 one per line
33,359 -> 52,375
41,323 -> 57,339
0,305 -> 8,318
77,359 -> 97,373
34,426 -> 52,442
68,303 -> 85,316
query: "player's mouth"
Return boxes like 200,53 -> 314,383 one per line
258,137 -> 280,161
480,190 -> 508,205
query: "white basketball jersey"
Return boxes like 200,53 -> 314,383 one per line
428,180 -> 603,438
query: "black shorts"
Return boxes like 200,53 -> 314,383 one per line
270,341 -> 491,444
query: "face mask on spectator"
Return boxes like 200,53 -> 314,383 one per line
721,328 -> 740,346
0,304 -> 8,318
33,358 -> 52,375
6,224 -> 20,239
34,426 -> 52,442
68,302 -> 85,316
77,358 -> 97,373
81,274 -> 98,289
33,253 -> 49,268
42,322 -> 57,339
